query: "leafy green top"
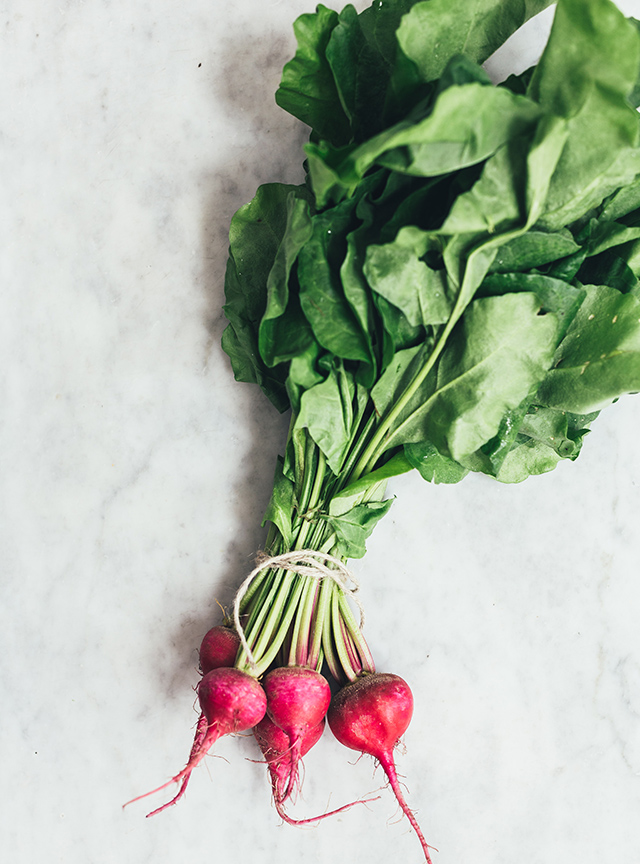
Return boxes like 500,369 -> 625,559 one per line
223,0 -> 640,564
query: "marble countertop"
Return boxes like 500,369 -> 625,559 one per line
3,1 -> 640,862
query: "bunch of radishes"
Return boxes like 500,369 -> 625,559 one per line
127,615 -> 433,862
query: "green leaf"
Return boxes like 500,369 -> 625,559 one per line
294,361 -> 358,473
537,284 -> 640,412
383,292 -> 559,460
259,191 -> 316,367
297,201 -> 372,362
325,0 -> 425,142
585,220 -> 640,259
600,173 -> 640,223
364,226 -> 452,327
306,83 -> 541,207
327,499 -> 394,559
404,440 -> 468,483
528,0 -> 640,228
262,456 -> 295,547
371,342 -> 427,419
222,183 -> 305,411
330,451 -> 414,514
276,4 -> 352,146
518,406 -> 597,459
397,0 -> 555,83
465,406 -> 598,483
485,438 -> 561,482
285,340 -> 325,413
479,271 -> 586,340
489,230 -> 580,273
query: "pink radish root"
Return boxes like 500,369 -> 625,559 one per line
328,672 -> 435,863
254,713 -> 380,826
124,667 -> 266,817
262,666 -> 332,803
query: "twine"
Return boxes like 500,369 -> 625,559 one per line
232,550 -> 364,673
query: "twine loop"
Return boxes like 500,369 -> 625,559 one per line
232,550 -> 364,673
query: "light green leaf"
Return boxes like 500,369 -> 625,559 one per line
295,362 -> 357,473
404,441 -> 469,483
385,292 -> 559,460
327,499 -> 394,559
364,226 -> 452,326
262,457 -> 295,547
397,0 -> 554,83
537,284 -> 640,412
528,0 -> 640,228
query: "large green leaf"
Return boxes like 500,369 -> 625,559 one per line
297,200 -> 371,362
306,83 -> 541,207
537,284 -> 640,412
325,0 -> 424,142
397,0 -> 554,84
380,292 -> 559,460
528,0 -> 640,228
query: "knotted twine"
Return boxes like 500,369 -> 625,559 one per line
232,550 -> 365,674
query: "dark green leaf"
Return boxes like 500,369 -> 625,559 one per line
297,201 -> 371,362
325,0 -> 426,142
259,191 -> 316,367
222,183 -> 306,411
276,4 -> 352,146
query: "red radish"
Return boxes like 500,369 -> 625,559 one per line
254,714 -> 380,825
125,667 -> 266,817
262,666 -> 331,802
199,624 -> 241,674
328,672 -> 434,864
254,714 -> 324,821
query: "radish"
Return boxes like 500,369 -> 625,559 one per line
125,667 -> 266,817
254,713 -> 380,825
328,672 -> 434,864
262,666 -> 331,802
199,624 -> 240,674
254,714 -> 324,822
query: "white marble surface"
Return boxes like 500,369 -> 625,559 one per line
2,1 -> 640,862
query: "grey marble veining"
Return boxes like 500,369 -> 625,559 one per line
2,1 -> 640,862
